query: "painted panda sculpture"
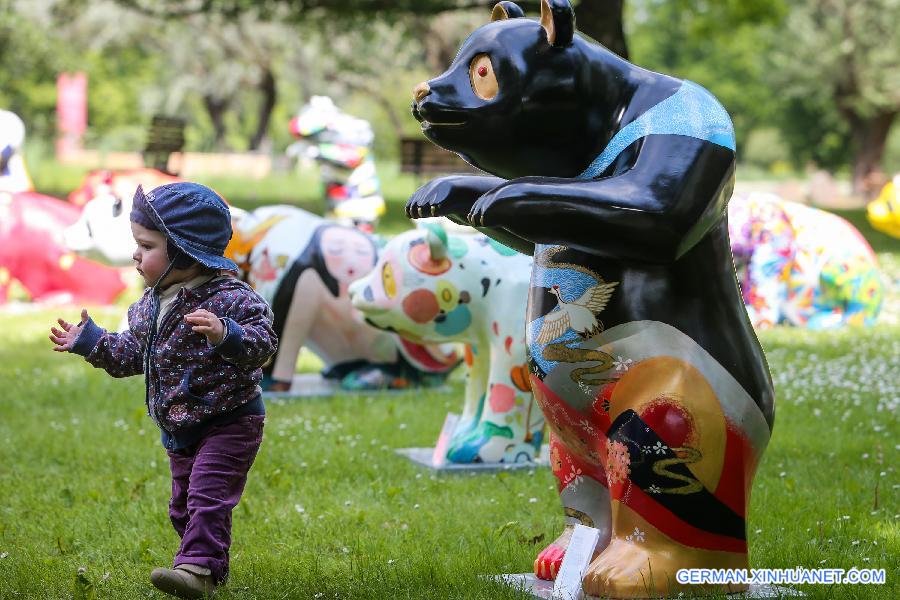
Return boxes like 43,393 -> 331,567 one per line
349,222 -> 543,464
406,0 -> 775,597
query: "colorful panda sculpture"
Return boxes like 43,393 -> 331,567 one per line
288,96 -> 386,230
0,109 -> 34,194
226,205 -> 458,391
729,192 -> 882,329
405,1 -> 774,596
867,174 -> 900,239
349,223 -> 543,463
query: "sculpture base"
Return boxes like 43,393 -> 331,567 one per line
497,573 -> 803,599
263,374 -> 450,399
395,447 -> 547,472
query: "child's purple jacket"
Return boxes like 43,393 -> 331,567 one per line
73,277 -> 277,442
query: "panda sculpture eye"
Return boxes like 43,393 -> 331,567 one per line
382,262 -> 397,299
469,53 -> 498,101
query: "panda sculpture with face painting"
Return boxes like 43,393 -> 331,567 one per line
406,0 -> 775,597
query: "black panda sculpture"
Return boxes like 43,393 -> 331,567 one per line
406,0 -> 775,597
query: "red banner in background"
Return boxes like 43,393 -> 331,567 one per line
56,72 -> 87,159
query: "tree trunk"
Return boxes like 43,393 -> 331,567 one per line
203,94 -> 230,151
575,0 -> 628,59
848,110 -> 896,199
250,67 -> 277,151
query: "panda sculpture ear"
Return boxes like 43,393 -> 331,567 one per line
422,222 -> 449,261
540,0 -> 575,47
491,1 -> 525,21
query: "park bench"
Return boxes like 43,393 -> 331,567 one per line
143,115 -> 186,175
399,136 -> 480,179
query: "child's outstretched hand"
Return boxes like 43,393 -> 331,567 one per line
185,309 -> 225,346
49,309 -> 89,352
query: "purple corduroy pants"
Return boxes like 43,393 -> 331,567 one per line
166,414 -> 264,583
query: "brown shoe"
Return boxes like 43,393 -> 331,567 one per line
150,564 -> 216,599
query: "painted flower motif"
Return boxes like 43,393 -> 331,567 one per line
563,466 -> 583,487
606,439 -> 631,485
647,484 -> 662,494
578,419 -> 596,436
645,441 -> 668,455
577,381 -> 594,396
550,446 -> 563,473
613,356 -> 634,372
624,527 -> 645,543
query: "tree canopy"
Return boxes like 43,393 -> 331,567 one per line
3,0 -> 898,196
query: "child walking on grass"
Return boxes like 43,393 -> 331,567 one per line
49,182 -> 277,599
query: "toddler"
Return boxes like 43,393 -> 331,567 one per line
49,182 -> 277,598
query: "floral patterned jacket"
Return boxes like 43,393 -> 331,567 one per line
72,276 -> 277,439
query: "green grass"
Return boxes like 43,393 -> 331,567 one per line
4,166 -> 899,598
1,309 -> 898,599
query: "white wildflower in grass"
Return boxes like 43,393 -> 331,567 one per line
294,505 -> 305,514
0,552 -> 7,559
387,559 -> 395,565
398,423 -> 407,430
414,503 -> 420,509
529,498 -> 538,503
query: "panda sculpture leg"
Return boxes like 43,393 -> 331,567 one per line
534,432 -> 610,580
580,356 -> 756,597
265,269 -> 322,389
447,337 -> 543,463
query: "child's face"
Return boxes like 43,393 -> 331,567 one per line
131,222 -> 172,287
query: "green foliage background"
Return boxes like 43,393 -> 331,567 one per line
2,0 -> 899,177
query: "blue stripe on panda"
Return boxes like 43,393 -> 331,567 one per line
578,81 -> 735,180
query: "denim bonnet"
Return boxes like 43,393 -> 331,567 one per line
130,182 -> 238,272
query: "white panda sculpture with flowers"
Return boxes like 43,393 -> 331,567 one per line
349,222 -> 543,463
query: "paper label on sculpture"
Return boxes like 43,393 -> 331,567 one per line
552,525 -> 601,600
431,412 -> 460,467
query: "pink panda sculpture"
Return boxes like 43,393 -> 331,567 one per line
0,191 -> 126,305
349,222 -> 543,464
